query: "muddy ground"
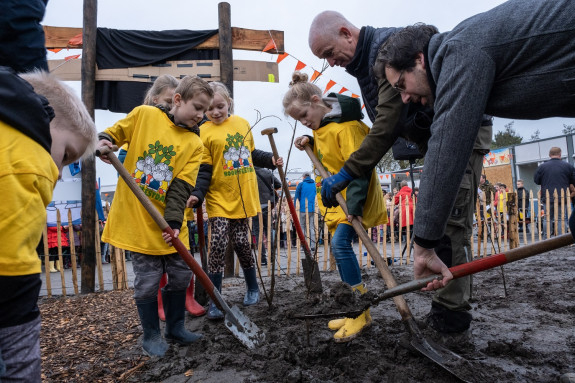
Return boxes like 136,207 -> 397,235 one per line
40,246 -> 575,383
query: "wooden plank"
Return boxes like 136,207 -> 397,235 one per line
44,26 -> 284,53
48,59 -> 278,83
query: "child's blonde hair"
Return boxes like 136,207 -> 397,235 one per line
209,81 -> 234,114
175,75 -> 214,102
20,70 -> 97,159
143,74 -> 179,106
282,71 -> 325,116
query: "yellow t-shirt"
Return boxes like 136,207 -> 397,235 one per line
0,122 -> 58,276
313,120 -> 387,234
200,115 -> 260,219
102,106 -> 203,254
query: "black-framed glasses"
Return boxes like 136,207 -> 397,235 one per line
393,70 -> 406,93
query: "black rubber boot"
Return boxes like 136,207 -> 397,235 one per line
135,297 -> 169,357
162,290 -> 202,344
243,267 -> 260,306
426,301 -> 472,333
206,273 -> 224,320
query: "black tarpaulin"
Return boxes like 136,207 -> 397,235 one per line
95,28 -> 219,114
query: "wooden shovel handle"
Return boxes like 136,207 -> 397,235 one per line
303,145 -> 413,320
95,146 -> 218,306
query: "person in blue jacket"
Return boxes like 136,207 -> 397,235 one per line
295,172 -> 317,249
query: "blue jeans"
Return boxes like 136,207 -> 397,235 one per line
331,223 -> 361,286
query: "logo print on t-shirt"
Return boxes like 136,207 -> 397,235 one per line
132,140 -> 175,201
222,133 -> 253,176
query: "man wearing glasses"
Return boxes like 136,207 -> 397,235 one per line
377,0 -> 575,290
308,12 -> 492,341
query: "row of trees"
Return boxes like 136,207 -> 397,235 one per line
376,122 -> 575,173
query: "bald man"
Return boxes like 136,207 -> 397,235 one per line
308,11 -> 493,339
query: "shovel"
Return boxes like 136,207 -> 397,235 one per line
96,146 -> 265,349
303,145 -> 473,382
261,128 -> 323,293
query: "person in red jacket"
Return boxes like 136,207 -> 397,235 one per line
394,181 -> 414,240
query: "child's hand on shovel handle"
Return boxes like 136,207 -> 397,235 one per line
413,244 -> 453,291
162,229 -> 179,246
96,140 -> 116,164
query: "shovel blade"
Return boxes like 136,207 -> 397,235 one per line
410,335 -> 473,383
302,258 -> 323,293
224,305 -> 266,349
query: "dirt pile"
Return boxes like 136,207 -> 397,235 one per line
40,246 -> 575,382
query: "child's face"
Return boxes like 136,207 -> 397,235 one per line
206,93 -> 230,125
50,121 -> 90,178
153,87 -> 176,110
172,92 -> 212,128
287,101 -> 325,130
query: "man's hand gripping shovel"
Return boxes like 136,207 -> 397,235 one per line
302,144 -> 476,383
96,146 -> 265,349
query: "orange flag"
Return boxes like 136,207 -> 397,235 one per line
48,48 -> 62,53
263,39 -> 277,52
351,93 -> 360,98
276,52 -> 289,64
361,104 -> 365,110
405,172 -> 410,177
295,60 -> 306,71
392,174 -> 396,178
310,70 -> 321,82
68,33 -> 83,47
323,80 -> 336,94
338,87 -> 348,94
65,54 -> 81,61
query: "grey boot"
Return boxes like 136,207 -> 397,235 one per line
162,290 -> 202,344
243,267 -> 260,306
135,298 -> 169,357
206,273 -> 224,320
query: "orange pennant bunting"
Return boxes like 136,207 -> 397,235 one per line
351,93 -> 360,98
276,52 -> 289,64
323,80 -> 336,94
361,104 -> 365,109
65,54 -> 81,61
385,174 -> 389,179
67,33 -> 83,47
295,60 -> 306,71
392,174 -> 396,178
48,48 -> 62,53
405,172 -> 410,177
310,70 -> 321,82
338,87 -> 348,94
263,39 -> 277,52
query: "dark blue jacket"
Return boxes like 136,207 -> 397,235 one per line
295,177 -> 316,212
534,158 -> 575,202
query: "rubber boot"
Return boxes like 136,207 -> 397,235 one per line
185,275 -> 206,317
206,273 -> 224,320
162,290 -> 202,344
49,261 -> 58,273
328,284 -> 372,343
243,267 -> 260,306
135,297 -> 169,357
157,273 -> 167,321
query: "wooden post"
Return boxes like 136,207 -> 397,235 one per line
389,196 -> 395,265
218,2 -> 233,97
286,211 -> 291,275
42,226 -> 52,298
560,189 -> 565,234
327,221 -> 335,271
80,0 -> 98,294
56,211 -> 66,297
537,190 -> 542,242
507,192 -> 519,249
295,200 -> 301,275
94,218 -> 104,292
67,210 -> 79,295
405,195 -> 411,264
358,236 -> 363,268
398,195 -> 403,265
546,190 -> 551,239
502,192 -> 508,251
530,190 -> 535,244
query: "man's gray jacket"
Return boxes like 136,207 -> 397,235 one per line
416,0 -> 575,247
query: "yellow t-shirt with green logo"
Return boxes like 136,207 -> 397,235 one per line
200,115 -> 260,219
313,120 -> 387,234
102,106 -> 203,255
0,122 -> 58,276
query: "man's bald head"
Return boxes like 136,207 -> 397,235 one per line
308,11 -> 360,67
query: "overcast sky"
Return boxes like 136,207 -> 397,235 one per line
43,0 -> 575,188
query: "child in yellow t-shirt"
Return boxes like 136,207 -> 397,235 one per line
1,69 -> 97,381
283,72 -> 387,342
186,82 -> 283,319
97,76 -> 213,357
